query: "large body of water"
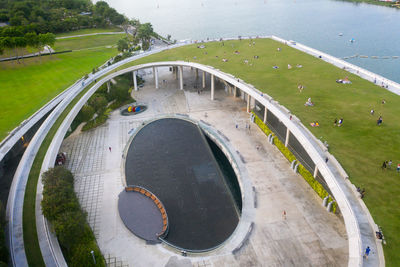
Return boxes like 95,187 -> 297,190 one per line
101,0 -> 400,82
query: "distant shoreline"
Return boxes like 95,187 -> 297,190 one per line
338,0 -> 399,8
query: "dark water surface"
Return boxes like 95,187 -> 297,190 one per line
125,118 -> 240,251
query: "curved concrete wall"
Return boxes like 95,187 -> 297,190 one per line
40,60 -> 382,267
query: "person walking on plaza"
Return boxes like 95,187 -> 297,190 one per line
108,146 -> 112,152
364,246 -> 371,259
282,210 -> 286,220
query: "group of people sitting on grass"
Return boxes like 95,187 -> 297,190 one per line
305,97 -> 314,106
333,118 -> 344,127
336,77 -> 352,84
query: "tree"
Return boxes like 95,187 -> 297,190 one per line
117,37 -> 129,52
14,36 -> 26,63
137,23 -> 153,42
25,32 -> 38,57
41,32 -> 55,56
77,105 -> 94,122
88,94 -> 107,113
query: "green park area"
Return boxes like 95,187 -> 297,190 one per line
53,33 -> 124,51
0,31 -> 121,141
115,39 -> 399,265
55,27 -> 122,38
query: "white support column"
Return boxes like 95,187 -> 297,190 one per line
107,81 -> 111,93
179,66 -> 183,90
247,94 -> 250,113
233,86 -> 237,97
211,74 -> 215,100
202,71 -> 206,88
263,106 -> 268,123
153,67 -> 159,89
313,165 -> 319,178
285,128 -> 290,147
133,71 -> 138,91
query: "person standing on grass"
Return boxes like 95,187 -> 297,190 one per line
381,161 -> 387,170
397,163 -> 400,173
388,160 -> 392,169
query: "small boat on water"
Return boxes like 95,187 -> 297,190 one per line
350,38 -> 355,43
339,33 -> 343,36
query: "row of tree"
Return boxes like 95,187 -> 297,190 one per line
41,167 -> 105,266
0,26 -> 55,63
0,0 -> 125,33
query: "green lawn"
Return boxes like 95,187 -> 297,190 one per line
0,47 -> 118,141
55,27 -> 122,37
113,39 -> 399,265
53,34 -> 124,51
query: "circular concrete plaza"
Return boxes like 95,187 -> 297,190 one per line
60,67 -> 348,266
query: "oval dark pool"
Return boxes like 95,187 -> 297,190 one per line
124,118 -> 241,251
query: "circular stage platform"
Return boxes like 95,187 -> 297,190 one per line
122,117 -> 241,251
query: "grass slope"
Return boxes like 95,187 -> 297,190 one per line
0,47 -> 118,141
55,27 -> 122,37
116,39 -> 399,265
53,34 -> 124,51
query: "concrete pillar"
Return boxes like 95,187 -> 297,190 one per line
153,67 -> 159,89
174,67 -> 178,80
313,166 -> 318,178
195,68 -> 199,78
263,106 -> 268,123
285,128 -> 290,147
247,94 -> 250,113
233,86 -> 237,97
211,74 -> 215,100
107,81 -> 111,93
202,71 -> 206,88
179,66 -> 183,90
133,71 -> 138,91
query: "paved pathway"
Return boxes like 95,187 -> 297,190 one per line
56,32 -> 125,39
60,67 -> 348,266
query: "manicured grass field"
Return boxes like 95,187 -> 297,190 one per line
115,39 -> 400,265
0,46 -> 118,141
53,33 -> 124,51
55,27 -> 122,38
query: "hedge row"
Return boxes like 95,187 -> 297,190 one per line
82,108 -> 111,132
252,112 -> 337,213
41,167 -> 105,267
